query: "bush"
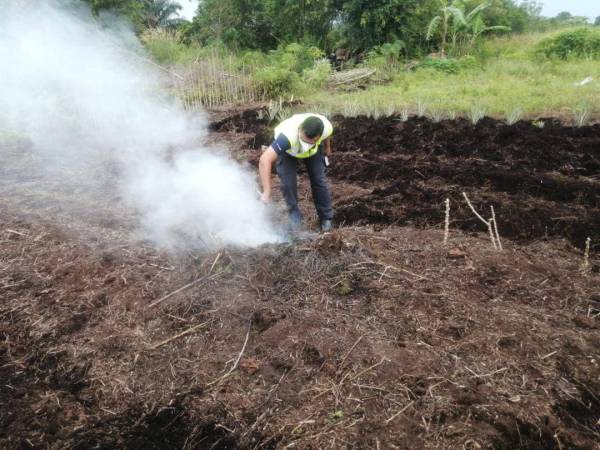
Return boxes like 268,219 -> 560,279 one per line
253,66 -> 300,97
302,60 -> 332,90
252,43 -> 326,97
536,28 -> 600,59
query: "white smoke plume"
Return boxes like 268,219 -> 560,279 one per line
0,0 -> 280,249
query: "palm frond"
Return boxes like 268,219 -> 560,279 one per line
466,2 -> 490,21
426,16 -> 442,41
446,6 -> 466,26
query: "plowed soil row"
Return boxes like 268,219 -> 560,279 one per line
212,112 -> 600,249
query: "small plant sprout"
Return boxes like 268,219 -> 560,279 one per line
430,108 -> 444,123
532,120 -> 545,129
416,99 -> 427,117
581,237 -> 591,271
462,192 -> 499,250
266,98 -> 283,122
385,104 -> 396,117
506,107 -> 523,125
447,110 -> 457,120
343,102 -> 361,117
400,108 -> 410,122
443,198 -> 450,245
468,103 -> 487,125
276,107 -> 292,122
574,104 -> 590,127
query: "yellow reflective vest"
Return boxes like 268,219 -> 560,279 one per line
274,113 -> 334,158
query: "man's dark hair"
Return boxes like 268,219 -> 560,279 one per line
301,116 -> 324,139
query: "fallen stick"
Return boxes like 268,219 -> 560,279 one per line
491,205 -> 503,251
149,320 -> 212,349
339,335 -> 364,369
443,198 -> 450,245
207,323 -> 251,386
385,401 -> 414,425
462,192 -> 497,250
581,237 -> 591,270
148,253 -> 222,308
5,229 -> 25,236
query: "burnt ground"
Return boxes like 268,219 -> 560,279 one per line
1,110 -> 599,449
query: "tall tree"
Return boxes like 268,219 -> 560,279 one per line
334,0 -> 437,53
140,0 -> 183,29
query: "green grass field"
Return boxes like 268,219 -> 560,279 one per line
304,31 -> 600,123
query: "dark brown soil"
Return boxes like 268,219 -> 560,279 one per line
1,109 -> 599,449
214,111 -> 600,250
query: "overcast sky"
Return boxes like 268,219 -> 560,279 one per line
539,0 -> 597,20
178,0 -> 198,20
177,1 -> 598,22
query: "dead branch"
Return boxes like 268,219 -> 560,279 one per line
339,335 -> 364,370
5,229 -> 25,236
581,237 -> 591,271
385,400 -> 414,425
443,198 -> 450,245
149,320 -> 212,349
207,323 -> 251,386
462,192 -> 497,250
490,205 -> 503,251
148,253 -> 222,308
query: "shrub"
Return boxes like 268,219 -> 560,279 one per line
302,60 -> 332,90
253,66 -> 300,97
416,56 -> 479,74
536,28 -> 600,59
141,29 -> 192,65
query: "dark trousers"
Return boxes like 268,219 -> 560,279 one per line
276,146 -> 333,222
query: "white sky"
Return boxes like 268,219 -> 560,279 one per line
538,0 -> 598,20
178,0 -> 199,21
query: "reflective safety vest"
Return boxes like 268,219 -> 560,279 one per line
274,113 -> 333,159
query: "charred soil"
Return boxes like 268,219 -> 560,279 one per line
1,110 -> 599,449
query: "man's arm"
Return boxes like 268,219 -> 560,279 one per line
259,146 -> 278,203
324,137 -> 332,156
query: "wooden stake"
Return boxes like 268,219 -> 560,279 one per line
443,198 -> 450,245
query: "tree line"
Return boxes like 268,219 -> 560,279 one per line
85,0 -> 598,57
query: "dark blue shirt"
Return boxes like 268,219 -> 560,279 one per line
271,133 -> 291,155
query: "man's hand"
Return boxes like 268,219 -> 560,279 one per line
259,146 -> 278,205
260,191 -> 271,204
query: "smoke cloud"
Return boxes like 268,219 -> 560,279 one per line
0,1 -> 280,249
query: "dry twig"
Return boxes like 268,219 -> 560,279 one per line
443,198 -> 450,245
207,323 -> 251,386
385,400 -> 414,425
462,192 -> 497,250
149,320 -> 212,349
148,253 -> 222,308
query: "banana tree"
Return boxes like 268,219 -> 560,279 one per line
427,1 -> 509,57
426,0 -> 463,58
450,1 -> 510,54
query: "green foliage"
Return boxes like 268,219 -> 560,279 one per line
536,28 -> 600,60
416,56 -> 478,73
302,60 -> 332,90
427,1 -> 510,57
336,0 -> 438,54
83,0 -> 186,31
366,39 -> 406,75
141,29 -> 204,64
252,43 -> 327,96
